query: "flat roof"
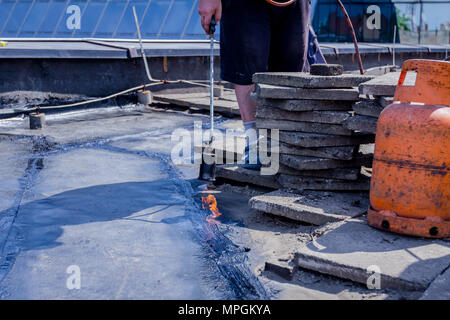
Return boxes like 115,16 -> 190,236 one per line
0,39 -> 448,59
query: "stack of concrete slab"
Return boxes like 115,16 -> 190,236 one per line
344,98 -> 385,134
343,71 -> 416,134
251,67 -> 375,191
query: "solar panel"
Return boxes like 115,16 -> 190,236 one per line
0,0 -> 448,43
0,0 -> 211,39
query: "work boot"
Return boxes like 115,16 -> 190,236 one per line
242,138 -> 261,170
241,123 -> 263,170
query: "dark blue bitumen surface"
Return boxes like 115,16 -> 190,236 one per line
0,107 -> 267,299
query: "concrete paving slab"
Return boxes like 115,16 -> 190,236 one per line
153,92 -> 240,116
251,94 -> 353,111
215,165 -> 280,189
343,115 -> 378,134
253,72 -> 374,88
249,190 -> 369,225
310,64 -> 343,76
280,153 -> 372,171
277,164 -> 359,180
279,142 -> 356,160
294,219 -> 450,291
255,84 -> 360,101
352,99 -> 384,118
376,96 -> 394,107
194,135 -> 246,164
256,119 -> 353,136
279,131 -> 375,148
264,260 -> 295,280
212,187 -> 399,300
420,266 -> 450,300
358,72 -> 416,96
256,105 -> 350,124
192,120 -> 247,164
278,174 -> 371,191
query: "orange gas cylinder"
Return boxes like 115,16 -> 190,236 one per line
367,59 -> 450,238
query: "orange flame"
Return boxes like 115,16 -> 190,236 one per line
202,194 -> 222,224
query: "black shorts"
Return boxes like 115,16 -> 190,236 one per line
220,0 -> 310,85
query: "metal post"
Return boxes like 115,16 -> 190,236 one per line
393,25 -> 397,67
209,31 -> 214,135
132,5 -> 153,83
419,0 -> 423,44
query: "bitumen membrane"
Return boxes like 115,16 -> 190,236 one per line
0,104 -> 267,299
0,100 -> 448,300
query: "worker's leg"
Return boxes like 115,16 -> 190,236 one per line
234,83 -> 260,168
234,84 -> 258,123
220,0 -> 270,120
220,1 -> 272,169
269,0 -> 311,73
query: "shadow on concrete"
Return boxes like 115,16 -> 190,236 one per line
300,219 -> 450,291
304,219 -> 450,254
6,180 -> 188,253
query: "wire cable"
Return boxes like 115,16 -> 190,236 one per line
18,7 -> 227,112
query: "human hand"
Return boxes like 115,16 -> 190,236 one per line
198,0 -> 222,34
